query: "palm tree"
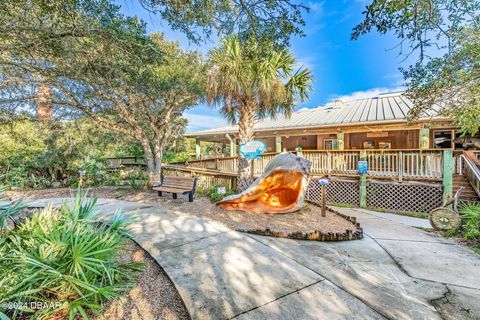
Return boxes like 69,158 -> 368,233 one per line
208,36 -> 313,191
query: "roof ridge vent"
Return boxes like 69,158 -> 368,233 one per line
377,90 -> 404,97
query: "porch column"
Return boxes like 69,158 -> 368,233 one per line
359,150 -> 367,208
195,138 -> 201,160
230,139 -> 236,157
443,149 -> 453,205
419,128 -> 430,149
226,134 -> 237,157
275,136 -> 282,153
337,132 -> 345,150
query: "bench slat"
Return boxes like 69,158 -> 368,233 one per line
153,175 -> 197,202
153,186 -> 192,193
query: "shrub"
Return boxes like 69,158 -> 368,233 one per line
0,186 -> 24,233
0,193 -> 142,319
207,185 -> 235,202
459,202 -> 480,239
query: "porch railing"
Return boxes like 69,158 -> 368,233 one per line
185,149 -> 445,181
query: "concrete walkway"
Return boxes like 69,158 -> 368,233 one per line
26,198 -> 480,320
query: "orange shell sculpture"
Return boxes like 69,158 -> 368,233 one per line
216,152 -> 312,213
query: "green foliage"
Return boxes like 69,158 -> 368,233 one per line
0,118 -> 148,189
208,36 -> 313,126
208,36 -> 312,189
0,0 -> 206,184
138,0 -> 308,46
0,187 -> 24,233
353,0 -> 480,135
442,228 -> 459,238
206,185 -> 235,202
459,202 -> 480,239
0,193 -> 142,319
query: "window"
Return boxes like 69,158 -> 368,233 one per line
363,140 -> 375,149
433,130 -> 453,148
324,139 -> 338,150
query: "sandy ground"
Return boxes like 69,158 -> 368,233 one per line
11,186 -> 359,235
96,240 -> 190,320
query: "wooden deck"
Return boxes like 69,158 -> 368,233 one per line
185,149 -> 447,182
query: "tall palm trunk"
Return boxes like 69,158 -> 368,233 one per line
237,104 -> 255,191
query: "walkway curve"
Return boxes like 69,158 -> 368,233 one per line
26,198 -> 480,320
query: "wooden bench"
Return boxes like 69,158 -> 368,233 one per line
152,176 -> 197,202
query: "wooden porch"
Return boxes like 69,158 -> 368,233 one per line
184,149 -> 447,182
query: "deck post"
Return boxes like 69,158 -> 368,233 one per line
226,134 -> 237,157
419,128 -> 430,149
442,149 -> 453,205
195,138 -> 201,160
275,136 -> 282,153
337,132 -> 344,150
230,139 -> 236,157
359,150 -> 367,208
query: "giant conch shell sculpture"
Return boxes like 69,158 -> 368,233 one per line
216,152 -> 312,213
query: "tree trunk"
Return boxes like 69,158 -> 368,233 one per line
237,104 -> 256,192
152,138 -> 165,186
138,137 -> 161,186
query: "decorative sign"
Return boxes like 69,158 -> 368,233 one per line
318,178 -> 329,185
239,140 -> 267,160
367,132 -> 389,138
358,161 -> 368,174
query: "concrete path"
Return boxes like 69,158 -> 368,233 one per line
25,198 -> 480,320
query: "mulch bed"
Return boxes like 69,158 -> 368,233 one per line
96,240 -> 190,320
11,187 -> 362,240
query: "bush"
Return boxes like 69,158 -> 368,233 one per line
0,193 -> 142,320
206,185 -> 235,202
459,202 -> 480,239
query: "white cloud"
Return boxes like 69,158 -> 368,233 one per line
184,112 -> 228,132
306,1 -> 325,15
326,86 -> 405,103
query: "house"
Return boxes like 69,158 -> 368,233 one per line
186,92 -> 462,158
176,91 -> 479,213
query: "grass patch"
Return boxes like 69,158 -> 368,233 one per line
205,185 -> 235,202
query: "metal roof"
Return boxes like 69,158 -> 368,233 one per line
186,92 -> 445,137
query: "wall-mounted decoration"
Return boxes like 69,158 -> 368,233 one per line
378,141 -> 392,149
367,132 -> 389,138
239,140 -> 267,160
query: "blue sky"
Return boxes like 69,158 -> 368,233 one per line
114,0 -> 414,132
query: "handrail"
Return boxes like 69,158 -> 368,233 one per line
459,153 -> 480,198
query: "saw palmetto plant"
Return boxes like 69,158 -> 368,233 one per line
0,193 -> 142,320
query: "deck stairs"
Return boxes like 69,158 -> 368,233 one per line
454,151 -> 480,203
453,174 -> 480,203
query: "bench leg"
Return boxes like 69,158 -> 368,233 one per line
158,191 -> 163,197
188,192 -> 194,202
172,193 -> 177,200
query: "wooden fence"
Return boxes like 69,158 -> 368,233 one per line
186,149 -> 445,181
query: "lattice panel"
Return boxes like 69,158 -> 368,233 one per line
307,178 -> 360,206
367,181 -> 443,214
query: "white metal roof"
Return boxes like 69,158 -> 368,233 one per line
187,92 -> 445,137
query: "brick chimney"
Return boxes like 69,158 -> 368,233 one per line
37,85 -> 52,121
